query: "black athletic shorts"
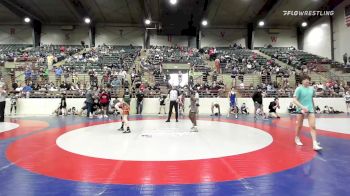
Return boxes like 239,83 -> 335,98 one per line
100,103 -> 109,107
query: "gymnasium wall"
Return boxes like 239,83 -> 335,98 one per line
302,0 -> 350,62
0,25 -> 32,44
303,17 -> 332,59
332,0 -> 350,62
4,98 -> 347,115
150,34 -> 189,47
95,26 -> 144,46
201,28 -> 246,48
254,28 -> 297,48
41,25 -> 89,45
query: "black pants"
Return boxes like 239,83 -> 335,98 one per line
0,101 -> 5,122
10,104 -> 17,113
167,101 -> 178,121
136,101 -> 143,114
86,102 -> 93,117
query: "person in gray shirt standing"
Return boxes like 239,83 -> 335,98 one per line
343,53 -> 348,65
85,89 -> 94,118
189,90 -> 199,132
0,84 -> 7,122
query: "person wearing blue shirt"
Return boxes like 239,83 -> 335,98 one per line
55,67 -> 63,85
22,84 -> 33,93
111,78 -> 121,90
24,69 -> 32,83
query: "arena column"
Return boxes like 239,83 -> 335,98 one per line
296,26 -> 304,50
89,25 -> 96,47
247,23 -> 254,49
32,20 -> 41,47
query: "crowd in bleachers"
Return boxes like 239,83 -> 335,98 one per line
337,53 -> 350,73
0,44 -> 82,64
258,46 -> 336,73
313,79 -> 347,97
238,78 -> 347,98
64,45 -> 140,73
212,47 -> 291,76
0,44 -> 31,62
1,43 -> 350,101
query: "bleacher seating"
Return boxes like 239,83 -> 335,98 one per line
0,44 -> 32,62
258,47 -> 333,72
1,44 -> 349,99
63,45 -> 141,74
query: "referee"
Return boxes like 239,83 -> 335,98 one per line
0,81 -> 7,122
166,86 -> 179,122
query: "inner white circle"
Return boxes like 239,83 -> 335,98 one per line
56,120 -> 273,161
303,118 -> 350,134
0,122 -> 19,133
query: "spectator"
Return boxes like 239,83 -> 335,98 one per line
85,89 -> 94,118
176,91 -> 184,115
315,106 -> 321,114
268,97 -> 281,118
60,81 -> 68,90
24,68 -> 32,83
43,67 -> 49,82
12,81 -> 18,91
239,82 -> 245,89
211,102 -> 221,116
158,94 -> 167,115
252,87 -> 267,119
343,53 -> 348,65
99,89 -> 110,118
9,92 -> 18,115
178,71 -> 183,85
214,58 -> 221,73
111,77 -> 122,91
59,94 -> 67,116
55,66 -> 63,85
136,90 -> 144,114
72,72 -> 79,84
288,102 -> 297,113
323,106 -> 330,114
344,91 -> 350,114
241,103 -> 249,114
123,90 -> 131,105
22,83 -> 33,98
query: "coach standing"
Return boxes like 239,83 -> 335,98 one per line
0,80 -> 7,122
252,87 -> 267,120
166,86 -> 179,122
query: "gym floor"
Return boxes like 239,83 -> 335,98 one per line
0,114 -> 349,196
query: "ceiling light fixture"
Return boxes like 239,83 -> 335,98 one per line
258,21 -> 265,27
84,17 -> 91,24
24,17 -> 31,23
202,20 -> 208,26
170,0 -> 177,5
145,19 -> 151,25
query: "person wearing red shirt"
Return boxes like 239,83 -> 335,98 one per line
60,46 -> 65,53
214,58 -> 220,73
99,89 -> 110,118
252,53 -> 257,60
139,83 -> 145,92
